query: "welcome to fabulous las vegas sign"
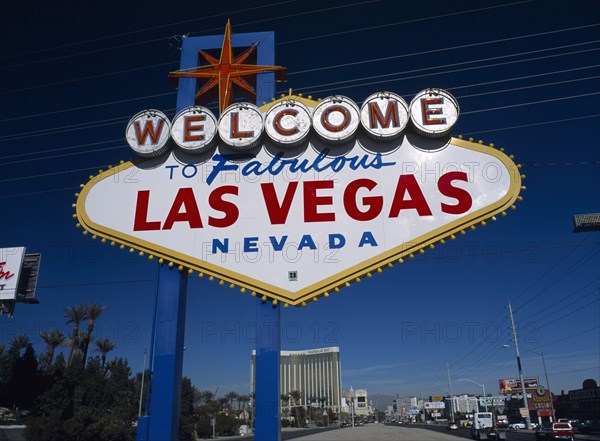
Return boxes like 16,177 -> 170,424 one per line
74,24 -> 522,307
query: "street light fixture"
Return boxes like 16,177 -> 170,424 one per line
572,213 -> 600,232
457,379 -> 488,412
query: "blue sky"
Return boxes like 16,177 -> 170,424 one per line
1,0 -> 599,401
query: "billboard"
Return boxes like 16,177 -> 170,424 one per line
0,247 -> 26,301
75,92 -> 522,306
499,378 -> 540,393
424,402 -> 445,409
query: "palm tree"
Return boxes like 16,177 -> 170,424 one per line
198,390 -> 215,405
39,329 -> 66,366
95,337 -> 116,369
76,331 -> 90,363
238,394 -> 250,423
218,396 -> 229,411
9,335 -> 30,358
82,302 -> 105,367
289,390 -> 303,427
224,391 -> 239,413
64,304 -> 87,367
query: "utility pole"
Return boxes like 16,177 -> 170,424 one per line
528,349 -> 555,421
350,386 -> 355,428
420,386 -> 426,424
447,362 -> 455,422
508,301 -> 531,429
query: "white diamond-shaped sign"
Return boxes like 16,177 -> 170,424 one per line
75,97 -> 521,306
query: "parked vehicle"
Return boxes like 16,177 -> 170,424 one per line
470,412 -> 507,440
448,421 -> 458,430
578,419 -> 600,434
535,422 -> 574,441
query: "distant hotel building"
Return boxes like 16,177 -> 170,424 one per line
251,347 -> 342,411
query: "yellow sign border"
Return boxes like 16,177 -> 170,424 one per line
75,98 -> 522,307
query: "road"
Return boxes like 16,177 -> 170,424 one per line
415,423 -> 600,441
214,423 -> 600,441
281,423 -> 600,441
284,423 -> 478,440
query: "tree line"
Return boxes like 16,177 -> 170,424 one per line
0,303 -> 253,440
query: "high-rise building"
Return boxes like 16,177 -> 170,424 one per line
251,347 -> 342,412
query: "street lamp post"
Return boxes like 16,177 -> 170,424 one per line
527,349 -> 555,421
458,379 -> 488,412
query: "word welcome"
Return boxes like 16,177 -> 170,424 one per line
126,89 -> 459,157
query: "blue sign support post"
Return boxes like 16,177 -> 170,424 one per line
147,266 -> 188,441
139,27 -> 280,441
254,301 -> 281,441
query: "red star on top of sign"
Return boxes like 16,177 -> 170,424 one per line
169,21 -> 287,113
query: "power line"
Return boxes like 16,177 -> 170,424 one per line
514,246 -> 600,312
289,24 -> 600,75
0,61 -> 176,96
3,49 -> 598,143
532,326 -> 600,348
461,91 -> 600,115
0,186 -> 79,200
0,0 -> 379,71
548,366 -> 600,376
280,0 -> 536,46
525,279 -> 599,321
3,138 -> 123,160
535,297 -> 600,330
4,15 -> 594,96
297,47 -> 600,96
4,65 -> 597,127
462,114 -> 600,136
455,75 -> 600,100
7,65 -> 598,137
0,91 -> 176,123
2,145 -> 126,167
0,0 -> 298,61
445,65 -> 600,93
0,164 -> 109,184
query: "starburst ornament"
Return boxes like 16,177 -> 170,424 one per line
169,21 -> 287,113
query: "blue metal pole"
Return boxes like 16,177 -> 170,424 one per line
254,300 -> 281,441
251,28 -> 281,441
147,265 -> 188,441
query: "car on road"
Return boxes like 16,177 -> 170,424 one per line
447,421 -> 458,430
508,422 -> 527,429
578,419 -> 600,434
535,422 -> 574,440
497,419 -> 509,429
